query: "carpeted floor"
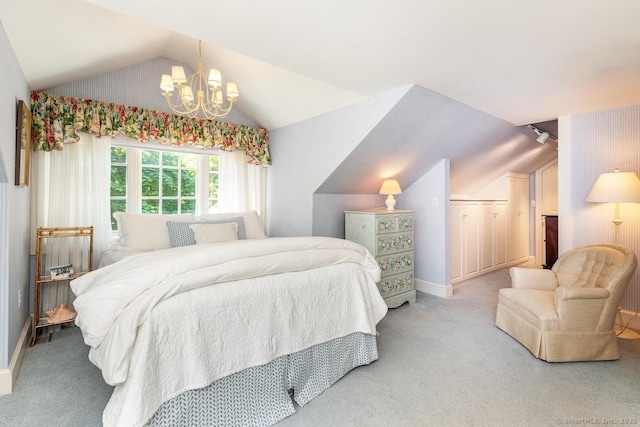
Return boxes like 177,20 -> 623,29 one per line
2,267 -> 639,426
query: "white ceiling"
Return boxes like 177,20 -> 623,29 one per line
1,0 -> 639,130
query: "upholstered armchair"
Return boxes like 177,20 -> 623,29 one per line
495,243 -> 637,362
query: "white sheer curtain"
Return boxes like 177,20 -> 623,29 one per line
216,150 -> 266,224
30,133 -> 112,311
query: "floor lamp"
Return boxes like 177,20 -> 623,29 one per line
586,168 -> 640,339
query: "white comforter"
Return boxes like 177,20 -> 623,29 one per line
71,236 -> 387,426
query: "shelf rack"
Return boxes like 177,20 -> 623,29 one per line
31,226 -> 93,346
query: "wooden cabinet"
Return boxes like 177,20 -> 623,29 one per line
32,226 -> 93,346
542,215 -> 558,269
345,210 -> 415,308
451,200 -> 507,284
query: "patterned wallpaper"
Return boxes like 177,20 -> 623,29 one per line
571,105 -> 640,310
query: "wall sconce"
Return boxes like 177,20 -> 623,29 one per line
586,168 -> 640,243
379,179 -> 402,211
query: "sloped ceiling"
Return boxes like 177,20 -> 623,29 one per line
1,0 -> 640,130
317,86 -> 558,195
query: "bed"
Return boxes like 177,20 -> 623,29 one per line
71,211 -> 388,427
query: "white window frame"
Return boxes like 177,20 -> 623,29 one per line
110,138 -> 220,221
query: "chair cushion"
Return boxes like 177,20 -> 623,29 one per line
554,246 -> 626,289
498,288 -> 560,331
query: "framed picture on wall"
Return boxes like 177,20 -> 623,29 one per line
15,99 -> 31,186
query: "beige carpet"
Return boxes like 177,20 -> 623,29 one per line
2,267 -> 639,426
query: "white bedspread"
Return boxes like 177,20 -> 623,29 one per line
71,236 -> 388,427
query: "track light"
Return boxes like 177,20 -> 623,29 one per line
527,124 -> 557,144
536,132 -> 549,144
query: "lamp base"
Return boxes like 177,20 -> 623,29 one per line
616,326 -> 640,340
385,195 -> 396,211
615,306 -> 640,339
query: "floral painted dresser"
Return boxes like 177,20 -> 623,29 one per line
345,209 -> 415,308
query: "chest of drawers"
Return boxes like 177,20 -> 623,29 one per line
345,210 -> 416,308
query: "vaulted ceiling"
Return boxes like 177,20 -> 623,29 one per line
316,86 -> 558,196
1,0 -> 639,131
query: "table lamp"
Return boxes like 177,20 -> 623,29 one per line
586,168 -> 640,243
379,179 -> 402,210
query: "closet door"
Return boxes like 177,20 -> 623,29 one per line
507,176 -> 529,264
494,201 -> 508,268
516,177 -> 529,262
463,202 -> 480,277
480,202 -> 495,272
450,202 -> 464,282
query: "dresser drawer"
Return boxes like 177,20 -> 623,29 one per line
376,216 -> 398,234
378,271 -> 414,298
376,232 -> 414,256
397,215 -> 414,232
377,251 -> 413,277
375,214 -> 415,234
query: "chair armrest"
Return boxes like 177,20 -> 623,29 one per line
509,267 -> 558,290
555,287 -> 610,301
554,287 -> 610,331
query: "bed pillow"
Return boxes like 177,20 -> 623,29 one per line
189,223 -> 239,244
166,217 -> 246,247
197,211 -> 267,239
112,212 -> 195,251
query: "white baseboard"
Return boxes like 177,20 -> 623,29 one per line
0,317 -> 31,396
415,278 -> 453,298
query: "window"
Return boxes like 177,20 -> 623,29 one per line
109,146 -> 220,230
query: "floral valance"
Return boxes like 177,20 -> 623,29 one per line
30,91 -> 270,166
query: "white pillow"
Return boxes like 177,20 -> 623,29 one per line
113,212 -> 195,251
189,223 -> 239,244
197,211 -> 267,239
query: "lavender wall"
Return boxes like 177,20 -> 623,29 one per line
559,105 -> 640,310
266,87 -> 410,237
0,20 -> 31,371
401,159 -> 450,286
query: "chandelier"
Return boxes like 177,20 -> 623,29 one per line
160,40 -> 239,119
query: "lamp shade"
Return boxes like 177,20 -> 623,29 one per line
207,69 -> 222,87
226,82 -> 239,99
171,66 -> 187,84
586,170 -> 640,203
379,179 -> 402,195
160,74 -> 174,92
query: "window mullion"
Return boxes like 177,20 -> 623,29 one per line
197,155 -> 209,215
128,148 -> 142,213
